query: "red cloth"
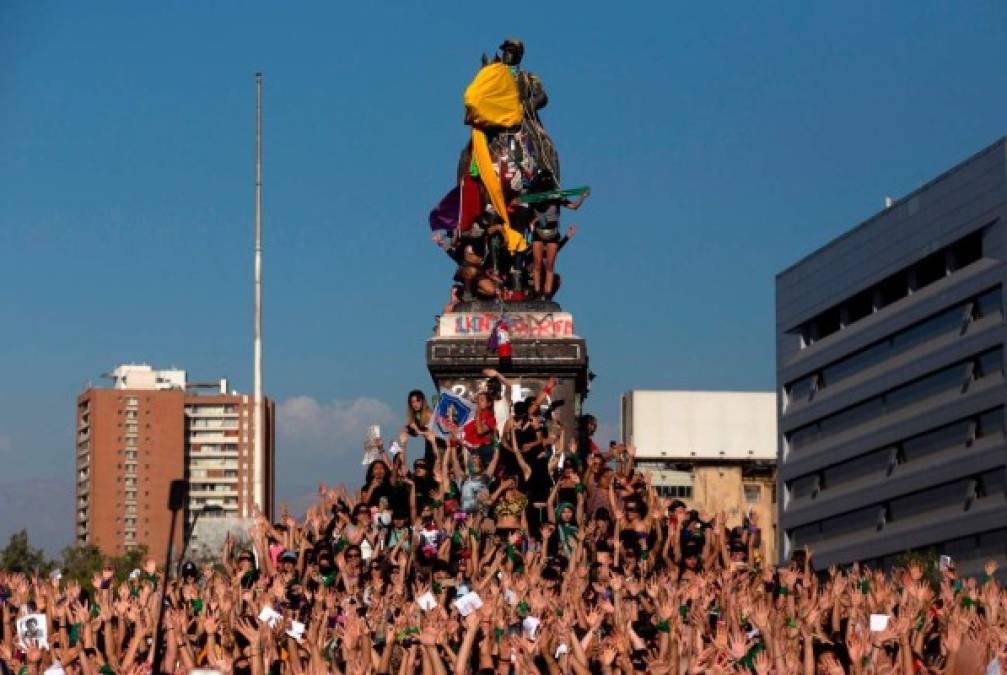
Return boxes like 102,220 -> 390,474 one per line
463,409 -> 496,447
459,174 -> 482,232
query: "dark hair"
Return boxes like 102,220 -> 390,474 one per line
365,460 -> 391,485
407,390 -> 432,429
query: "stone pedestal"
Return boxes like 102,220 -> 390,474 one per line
426,301 -> 590,436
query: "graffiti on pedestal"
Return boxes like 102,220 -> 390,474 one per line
439,312 -> 574,338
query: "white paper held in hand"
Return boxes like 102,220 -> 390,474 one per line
452,591 -> 484,617
258,606 -> 282,628
16,613 -> 48,649
416,591 -> 438,611
286,620 -> 306,641
869,614 -> 890,632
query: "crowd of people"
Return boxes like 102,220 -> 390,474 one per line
3,374 -> 1007,674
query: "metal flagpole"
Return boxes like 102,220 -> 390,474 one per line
253,72 -> 265,518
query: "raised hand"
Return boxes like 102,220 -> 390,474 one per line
727,631 -> 749,660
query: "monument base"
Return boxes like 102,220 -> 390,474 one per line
426,300 -> 589,437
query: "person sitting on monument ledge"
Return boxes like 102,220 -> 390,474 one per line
432,228 -> 496,300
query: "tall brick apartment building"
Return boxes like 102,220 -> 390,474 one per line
75,364 -> 274,561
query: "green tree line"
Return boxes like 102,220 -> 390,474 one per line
0,529 -> 148,586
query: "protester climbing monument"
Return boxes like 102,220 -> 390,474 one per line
427,39 -> 591,437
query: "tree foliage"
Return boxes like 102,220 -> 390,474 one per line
0,530 -> 51,575
110,545 -> 148,583
59,543 -> 104,588
0,525 -> 158,590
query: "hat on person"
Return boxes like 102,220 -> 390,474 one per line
499,38 -> 524,53
181,561 -> 198,578
279,550 -> 298,563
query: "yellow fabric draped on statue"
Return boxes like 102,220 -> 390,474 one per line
464,64 -> 527,253
470,128 -> 527,253
463,63 -> 523,128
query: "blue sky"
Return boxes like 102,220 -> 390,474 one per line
2,2 -> 1005,553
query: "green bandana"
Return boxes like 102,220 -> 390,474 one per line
69,622 -> 81,646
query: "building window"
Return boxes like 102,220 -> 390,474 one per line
785,288 -> 1002,405
654,485 -> 692,499
744,484 -> 762,504
787,348 -> 1003,453
794,228 -> 986,348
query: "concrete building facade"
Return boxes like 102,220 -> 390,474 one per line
75,364 -> 274,561
621,390 -> 778,565
776,139 -> 1007,576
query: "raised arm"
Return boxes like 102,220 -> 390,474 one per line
528,377 -> 557,416
485,445 -> 500,477
510,429 -> 533,482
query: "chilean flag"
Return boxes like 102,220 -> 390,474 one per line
488,318 -> 512,360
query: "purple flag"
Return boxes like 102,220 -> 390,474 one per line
429,185 -> 460,231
